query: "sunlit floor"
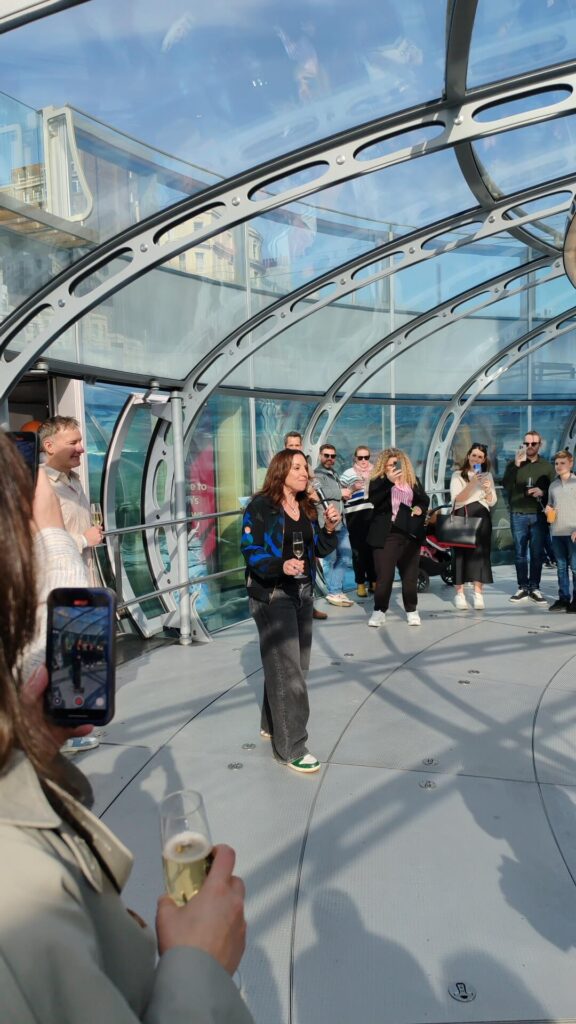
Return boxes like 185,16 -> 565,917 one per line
79,566 -> 576,1024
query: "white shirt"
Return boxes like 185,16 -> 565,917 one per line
44,465 -> 96,583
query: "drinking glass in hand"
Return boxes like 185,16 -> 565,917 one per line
292,530 -> 306,579
160,790 -> 213,906
90,502 -> 103,528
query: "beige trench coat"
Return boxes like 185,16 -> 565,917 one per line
0,753 -> 254,1024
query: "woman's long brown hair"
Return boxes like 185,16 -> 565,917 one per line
0,432 -> 49,778
257,450 -> 317,519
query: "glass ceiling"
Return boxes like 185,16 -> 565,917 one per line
1,0 -> 576,412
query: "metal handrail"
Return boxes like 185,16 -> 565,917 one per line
102,507 -> 243,538
116,565 -> 244,612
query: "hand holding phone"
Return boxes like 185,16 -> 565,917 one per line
515,443 -> 527,467
45,588 -> 116,725
6,431 -> 39,482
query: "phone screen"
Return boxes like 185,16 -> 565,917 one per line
45,588 -> 116,724
473,463 -> 483,474
6,431 -> 39,482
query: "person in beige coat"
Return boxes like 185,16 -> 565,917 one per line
0,437 -> 254,1024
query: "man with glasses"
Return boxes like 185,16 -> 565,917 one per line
313,444 -> 353,606
503,430 -> 555,604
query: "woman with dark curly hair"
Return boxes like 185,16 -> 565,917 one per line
241,449 -> 339,773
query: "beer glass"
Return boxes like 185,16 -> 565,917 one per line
160,790 -> 213,905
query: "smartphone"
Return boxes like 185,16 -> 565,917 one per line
6,430 -> 39,482
45,588 -> 116,725
472,463 -> 483,474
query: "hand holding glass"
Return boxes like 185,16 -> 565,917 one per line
160,790 -> 213,905
292,530 -> 306,579
90,502 -> 103,527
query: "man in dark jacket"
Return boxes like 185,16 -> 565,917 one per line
502,430 -> 555,604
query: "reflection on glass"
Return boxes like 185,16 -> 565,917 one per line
473,116 -> 576,197
469,0 -> 576,87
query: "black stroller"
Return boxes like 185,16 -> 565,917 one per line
417,505 -> 454,592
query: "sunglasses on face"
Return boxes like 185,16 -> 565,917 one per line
322,453 -> 336,459
356,455 -> 370,460
525,441 -> 540,447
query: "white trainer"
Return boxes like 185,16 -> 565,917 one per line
368,610 -> 386,627
406,611 -> 421,626
454,592 -> 468,610
473,592 -> 485,609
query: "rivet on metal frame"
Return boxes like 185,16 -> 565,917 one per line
242,743 -> 256,750
419,779 -> 436,789
228,762 -> 244,770
422,757 -> 438,766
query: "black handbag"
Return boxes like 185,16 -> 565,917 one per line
433,505 -> 482,549
394,502 -> 426,542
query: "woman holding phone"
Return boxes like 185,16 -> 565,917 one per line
366,448 -> 429,627
450,443 -> 497,609
0,434 -> 253,1024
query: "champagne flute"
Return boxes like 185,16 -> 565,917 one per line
160,790 -> 213,906
292,530 -> 306,579
90,502 -> 103,528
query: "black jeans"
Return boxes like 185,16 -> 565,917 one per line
249,582 -> 313,762
373,531 -> 420,613
347,509 -> 376,584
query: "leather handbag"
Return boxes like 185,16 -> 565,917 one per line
394,502 -> 426,542
433,505 -> 482,548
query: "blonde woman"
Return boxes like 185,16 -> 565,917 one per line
367,448 -> 429,627
450,443 -> 496,610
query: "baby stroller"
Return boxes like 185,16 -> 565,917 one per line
417,505 -> 454,592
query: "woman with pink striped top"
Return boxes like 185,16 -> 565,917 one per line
366,448 -> 429,627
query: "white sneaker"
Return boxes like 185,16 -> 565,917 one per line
473,592 -> 485,609
368,610 -> 386,627
326,593 -> 354,607
454,592 -> 468,610
406,611 -> 421,626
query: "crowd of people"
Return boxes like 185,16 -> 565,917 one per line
241,427 -> 576,778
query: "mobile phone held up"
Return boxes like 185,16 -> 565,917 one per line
45,588 -> 117,725
473,463 -> 483,474
6,431 -> 39,482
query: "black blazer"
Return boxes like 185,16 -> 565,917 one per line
367,476 -> 430,548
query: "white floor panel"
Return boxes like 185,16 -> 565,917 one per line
330,667 -> 540,780
294,765 -> 576,1024
79,579 -> 576,1024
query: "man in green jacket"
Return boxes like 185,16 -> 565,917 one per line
502,429 -> 555,604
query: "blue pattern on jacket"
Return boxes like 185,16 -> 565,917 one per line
241,494 -> 337,598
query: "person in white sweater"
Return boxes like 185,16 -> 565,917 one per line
449,443 -> 497,610
545,450 -> 576,612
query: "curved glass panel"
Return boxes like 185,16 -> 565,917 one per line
473,88 -> 571,123
1,0 -> 445,187
360,276 -> 576,399
473,116 -> 576,197
469,0 -> 576,87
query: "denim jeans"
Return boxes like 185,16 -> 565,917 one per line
249,582 -> 313,762
510,512 -> 547,591
324,526 -> 353,593
551,535 -> 576,603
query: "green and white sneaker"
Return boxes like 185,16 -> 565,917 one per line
288,753 -> 321,773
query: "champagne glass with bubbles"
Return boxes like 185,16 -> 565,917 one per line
160,790 -> 213,906
292,530 -> 306,579
90,502 -> 103,528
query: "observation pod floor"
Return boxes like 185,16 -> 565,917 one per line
82,568 -> 576,1024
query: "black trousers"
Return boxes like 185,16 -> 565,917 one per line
372,531 -> 420,613
347,509 -> 376,584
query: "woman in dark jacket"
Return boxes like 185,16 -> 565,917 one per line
367,448 -> 429,627
241,449 -> 339,773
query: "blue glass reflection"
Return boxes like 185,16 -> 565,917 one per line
469,0 -> 576,87
473,116 -> 576,196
